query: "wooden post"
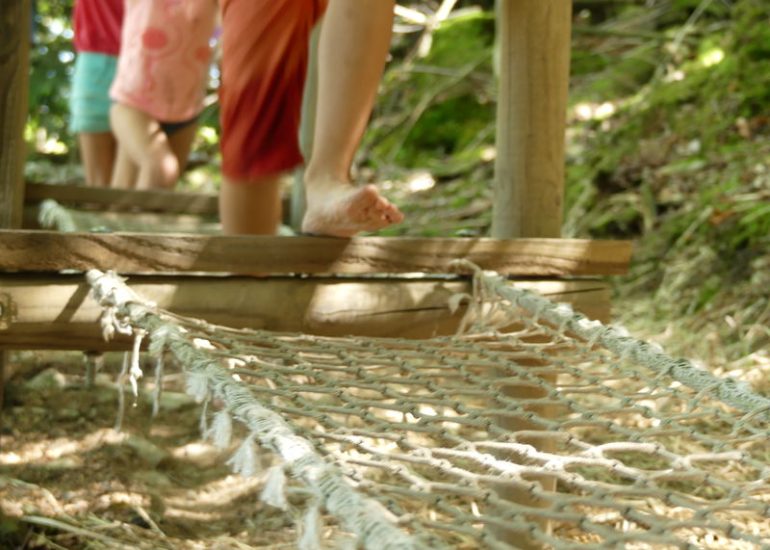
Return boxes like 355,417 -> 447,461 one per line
492,0 -> 572,239
0,0 -> 30,414
489,1 -> 572,548
0,0 -> 29,228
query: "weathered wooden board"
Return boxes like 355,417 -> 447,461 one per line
23,206 -> 221,233
0,274 -> 611,350
0,230 -> 632,276
24,182 -> 219,215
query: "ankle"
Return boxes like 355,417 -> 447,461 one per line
304,164 -> 350,189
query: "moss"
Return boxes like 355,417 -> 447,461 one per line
366,11 -> 495,171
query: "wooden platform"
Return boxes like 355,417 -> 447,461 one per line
0,229 -> 628,349
0,229 -> 631,276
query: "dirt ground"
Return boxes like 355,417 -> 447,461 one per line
0,352 -> 335,549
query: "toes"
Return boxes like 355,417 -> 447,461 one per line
304,183 -> 403,236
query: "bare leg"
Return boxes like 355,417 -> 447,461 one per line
167,122 -> 198,176
220,175 -> 283,235
78,132 -> 116,187
109,103 -> 185,190
110,142 -> 139,190
302,0 -> 404,237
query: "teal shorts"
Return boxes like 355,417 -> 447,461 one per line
69,52 -> 118,134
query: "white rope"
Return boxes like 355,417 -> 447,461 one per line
452,259 -> 770,418
87,269 -> 430,550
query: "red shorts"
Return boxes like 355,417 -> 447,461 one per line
219,0 -> 327,181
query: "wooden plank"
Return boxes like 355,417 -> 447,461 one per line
492,0 -> 572,239
23,205 -> 221,233
0,230 -> 632,276
0,274 -> 610,350
25,182 -> 219,215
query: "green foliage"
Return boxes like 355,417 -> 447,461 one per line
566,0 -> 770,236
25,0 -> 221,168
28,0 -> 76,156
556,0 -> 770,355
365,11 -> 495,174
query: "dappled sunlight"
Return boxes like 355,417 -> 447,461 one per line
664,68 -> 686,82
699,46 -> 725,68
572,100 -> 618,122
34,128 -> 69,155
406,170 -> 436,192
163,474 -> 264,510
0,429 -> 128,466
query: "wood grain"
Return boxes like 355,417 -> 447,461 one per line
0,0 -> 29,228
0,230 -> 632,276
0,274 -> 611,350
0,0 -> 29,414
492,0 -> 572,239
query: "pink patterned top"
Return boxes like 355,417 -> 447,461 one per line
110,0 -> 218,122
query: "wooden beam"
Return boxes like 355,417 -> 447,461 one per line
24,182 -> 219,215
492,0 -> 572,238
0,230 -> 632,276
0,0 -> 30,415
0,274 -> 611,350
23,182 -> 299,225
23,205 -> 221,233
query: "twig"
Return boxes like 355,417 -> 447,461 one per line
20,515 -> 136,550
131,505 -> 168,540
416,0 -> 459,58
394,5 -> 427,25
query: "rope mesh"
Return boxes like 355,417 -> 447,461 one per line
86,267 -> 770,549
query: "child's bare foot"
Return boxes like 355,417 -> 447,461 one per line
301,182 -> 404,237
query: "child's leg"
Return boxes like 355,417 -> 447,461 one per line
78,132 -> 116,187
218,0 -> 325,235
167,123 -> 198,177
70,52 -> 120,187
109,102 -> 180,190
301,0 -> 404,237
220,176 -> 283,235
110,142 -> 139,191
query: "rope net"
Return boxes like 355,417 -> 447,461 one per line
86,267 -> 770,550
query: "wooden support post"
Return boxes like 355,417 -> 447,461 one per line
490,1 -> 573,547
0,0 -> 30,415
492,0 -> 572,239
0,0 -> 29,229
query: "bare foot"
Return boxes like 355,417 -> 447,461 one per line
301,182 -> 404,237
